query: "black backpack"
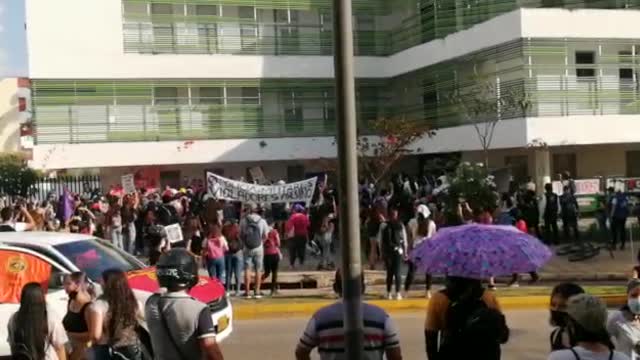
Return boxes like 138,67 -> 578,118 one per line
438,290 -> 509,360
381,221 -> 403,256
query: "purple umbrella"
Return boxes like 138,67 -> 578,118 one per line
410,224 -> 552,279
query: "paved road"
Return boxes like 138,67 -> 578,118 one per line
223,309 -> 551,359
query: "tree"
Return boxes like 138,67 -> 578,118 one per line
448,77 -> 531,168
315,117 -> 435,187
444,162 -> 498,222
0,153 -> 40,197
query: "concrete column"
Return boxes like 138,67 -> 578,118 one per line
533,148 -> 551,194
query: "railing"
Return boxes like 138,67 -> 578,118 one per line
122,0 -> 640,56
0,175 -> 103,203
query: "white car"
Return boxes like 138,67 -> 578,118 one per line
0,232 -> 232,358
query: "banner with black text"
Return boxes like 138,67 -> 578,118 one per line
206,172 -> 317,203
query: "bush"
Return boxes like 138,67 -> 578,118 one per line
0,153 -> 40,197
445,162 -> 498,215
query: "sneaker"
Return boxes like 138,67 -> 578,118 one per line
488,285 -> 497,291
244,293 -> 253,299
234,291 -> 241,297
509,282 -> 520,288
395,293 -> 403,301
254,292 -> 265,299
386,293 -> 393,300
426,290 -> 432,299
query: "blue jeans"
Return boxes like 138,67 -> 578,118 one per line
225,251 -> 243,293
207,257 -> 226,285
111,227 -> 124,250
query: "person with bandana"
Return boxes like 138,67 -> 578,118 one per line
608,279 -> 640,359
549,283 -> 586,351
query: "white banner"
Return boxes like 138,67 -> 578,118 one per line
552,179 -> 600,196
121,174 -> 136,194
207,172 -> 317,203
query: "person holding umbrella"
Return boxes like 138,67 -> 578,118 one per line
411,223 -> 552,359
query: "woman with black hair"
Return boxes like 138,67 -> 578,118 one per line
88,269 -> 143,360
7,282 -> 68,360
608,279 -> 640,359
549,282 -> 586,351
63,272 -> 95,360
548,294 -> 629,360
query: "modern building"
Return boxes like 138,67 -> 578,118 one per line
5,0 -> 640,190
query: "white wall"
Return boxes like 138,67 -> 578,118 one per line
526,114 -> 640,147
0,78 -> 24,153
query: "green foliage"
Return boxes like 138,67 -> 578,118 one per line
0,153 -> 40,197
446,162 -> 498,214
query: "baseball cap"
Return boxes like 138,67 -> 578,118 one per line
416,204 -> 431,218
566,294 -> 607,333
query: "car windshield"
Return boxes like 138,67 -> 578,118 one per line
54,239 -> 144,282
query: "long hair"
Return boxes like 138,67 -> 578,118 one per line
13,283 -> 48,359
417,213 -> 430,237
66,271 -> 96,299
101,269 -> 138,340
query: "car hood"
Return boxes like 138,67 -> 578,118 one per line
126,267 -> 225,303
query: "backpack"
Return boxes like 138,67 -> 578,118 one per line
0,224 -> 16,232
438,290 -> 509,360
243,217 -> 263,250
381,221 -> 403,256
613,193 -> 629,219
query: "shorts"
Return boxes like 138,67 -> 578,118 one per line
243,246 -> 264,272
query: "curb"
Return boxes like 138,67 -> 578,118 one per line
232,295 -> 627,321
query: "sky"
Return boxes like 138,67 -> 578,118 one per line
0,0 -> 28,78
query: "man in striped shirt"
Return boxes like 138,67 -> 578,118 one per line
295,271 -> 403,360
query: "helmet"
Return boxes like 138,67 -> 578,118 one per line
155,248 -> 199,291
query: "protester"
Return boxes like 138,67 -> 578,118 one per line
507,216 -> 540,288
295,270 -> 403,360
202,222 -> 228,285
145,249 -> 224,360
560,186 -> 580,242
263,220 -> 282,296
610,188 -> 630,250
0,204 -> 36,232
7,282 -> 68,360
379,207 -> 408,300
240,202 -> 268,299
543,183 -> 561,245
366,207 -> 385,270
286,204 -> 310,269
425,276 -> 508,360
549,282 -> 585,351
146,224 -> 170,266
122,193 -> 139,254
222,219 -> 243,295
106,201 -> 124,250
548,294 -> 629,360
404,204 -> 436,298
607,279 -> 640,359
63,272 -> 95,360
88,269 -> 143,360
183,212 -> 203,255
315,213 -> 335,270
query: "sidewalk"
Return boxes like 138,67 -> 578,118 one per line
272,245 -> 636,290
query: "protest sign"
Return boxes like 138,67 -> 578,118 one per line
206,172 -> 317,203
552,179 -> 600,196
164,223 -> 183,244
121,174 -> 136,194
248,166 -> 266,184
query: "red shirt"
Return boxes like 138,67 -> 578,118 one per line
287,213 -> 310,237
264,229 -> 280,255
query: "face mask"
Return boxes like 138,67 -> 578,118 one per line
550,310 -> 568,327
68,290 -> 78,300
628,297 -> 640,314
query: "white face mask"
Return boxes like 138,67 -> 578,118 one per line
628,297 -> 640,314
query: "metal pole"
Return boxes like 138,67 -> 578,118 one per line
332,0 -> 364,358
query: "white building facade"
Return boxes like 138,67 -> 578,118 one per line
5,0 -> 640,188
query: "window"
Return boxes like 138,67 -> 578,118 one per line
553,153 -> 577,179
575,51 -> 595,78
198,87 -> 223,105
619,51 -> 634,80
505,155 -> 529,183
627,151 -> 640,177
323,90 -> 335,133
151,4 -> 173,15
241,87 -> 260,105
287,165 -> 305,182
154,87 -> 178,105
195,4 -> 218,16
54,239 -> 143,282
160,170 -> 181,188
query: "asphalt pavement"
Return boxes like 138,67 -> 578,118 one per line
222,309 -> 551,359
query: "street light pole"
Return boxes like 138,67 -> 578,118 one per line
332,0 -> 364,358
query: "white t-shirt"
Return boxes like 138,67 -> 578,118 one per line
608,310 -> 640,359
7,308 -> 68,360
548,347 -> 630,360
406,218 -> 436,248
